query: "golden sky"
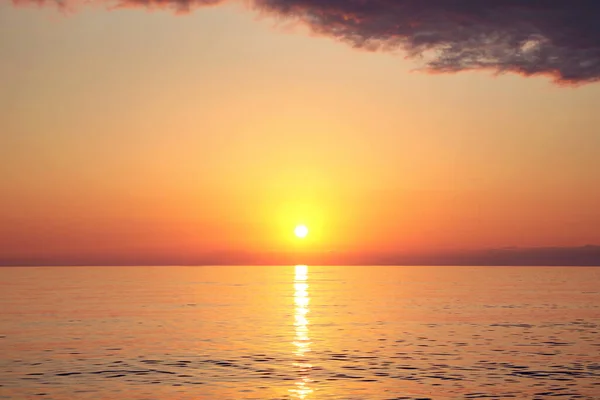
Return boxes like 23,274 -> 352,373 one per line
1,2 -> 600,265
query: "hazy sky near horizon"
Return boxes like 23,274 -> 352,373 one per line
1,1 -> 600,264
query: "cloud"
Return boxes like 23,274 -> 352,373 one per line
255,0 -> 600,85
11,0 -> 225,13
367,245 -> 600,266
3,245 -> 600,266
12,0 -> 600,85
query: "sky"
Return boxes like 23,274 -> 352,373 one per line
1,0 -> 600,265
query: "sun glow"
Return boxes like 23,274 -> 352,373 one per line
294,225 -> 309,239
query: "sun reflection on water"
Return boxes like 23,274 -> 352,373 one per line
290,265 -> 313,399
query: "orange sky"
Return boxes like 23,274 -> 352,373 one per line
1,2 -> 600,265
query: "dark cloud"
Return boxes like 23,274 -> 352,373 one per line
11,0 -> 225,13
362,245 -> 600,267
3,245 -> 600,266
13,0 -> 600,85
254,0 -> 600,85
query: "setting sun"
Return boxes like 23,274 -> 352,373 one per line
294,225 -> 309,239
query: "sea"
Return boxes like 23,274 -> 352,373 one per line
1,266 -> 599,399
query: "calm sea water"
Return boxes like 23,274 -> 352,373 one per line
1,266 -> 599,399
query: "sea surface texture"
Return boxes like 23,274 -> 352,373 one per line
1,266 -> 599,399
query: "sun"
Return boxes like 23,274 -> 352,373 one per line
294,225 -> 309,239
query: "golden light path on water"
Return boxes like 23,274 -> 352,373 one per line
290,265 -> 313,399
